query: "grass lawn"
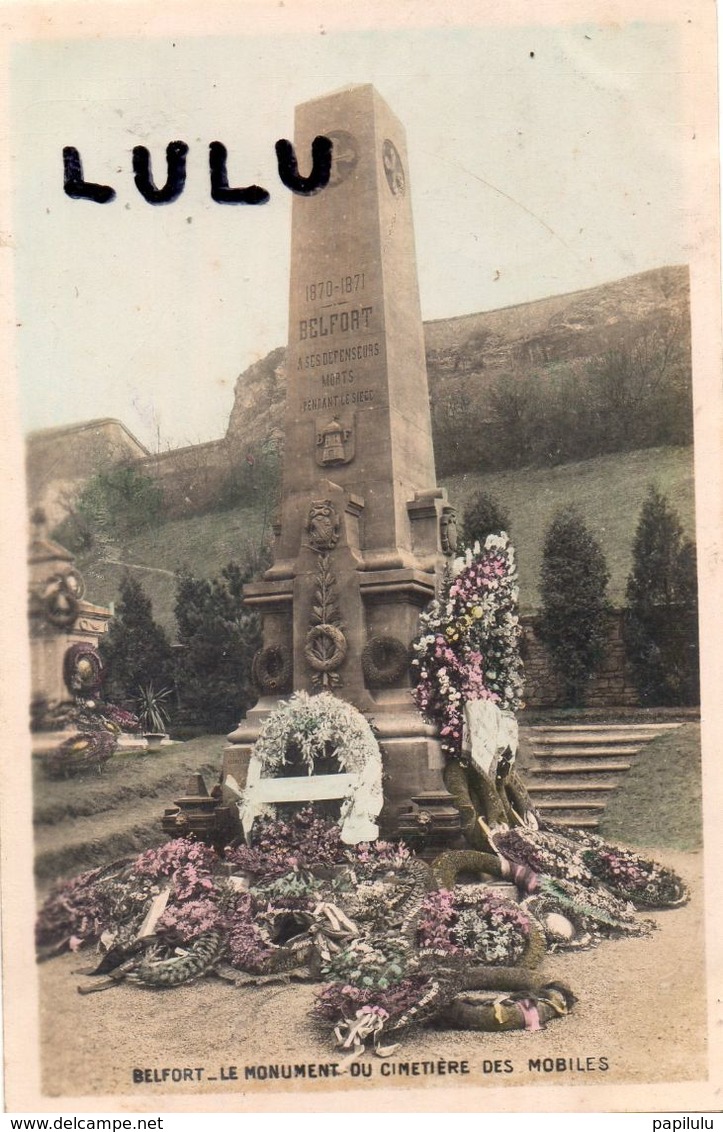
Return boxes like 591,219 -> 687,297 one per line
598,722 -> 702,851
33,735 -> 230,886
33,734 -> 227,826
33,733 -> 226,824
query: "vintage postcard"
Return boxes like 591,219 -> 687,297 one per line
1,0 -> 721,1114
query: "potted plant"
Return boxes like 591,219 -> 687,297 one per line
134,682 -> 173,752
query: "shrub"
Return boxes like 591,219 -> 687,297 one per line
539,507 -> 611,706
55,465 -> 164,552
459,491 -> 510,551
173,562 -> 261,732
99,574 -> 174,707
624,486 -> 699,705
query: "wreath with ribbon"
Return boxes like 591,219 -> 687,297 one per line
437,981 -> 575,1032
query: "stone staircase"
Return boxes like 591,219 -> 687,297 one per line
521,722 -> 682,830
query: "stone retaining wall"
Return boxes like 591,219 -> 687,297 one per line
137,439 -> 231,517
521,610 -> 644,708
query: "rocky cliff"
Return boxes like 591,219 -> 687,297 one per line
225,265 -> 690,474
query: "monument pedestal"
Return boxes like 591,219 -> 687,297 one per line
225,86 -> 459,838
27,511 -> 114,758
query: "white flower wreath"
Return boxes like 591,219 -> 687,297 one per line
239,691 -> 384,844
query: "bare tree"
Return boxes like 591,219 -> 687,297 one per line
586,319 -> 692,449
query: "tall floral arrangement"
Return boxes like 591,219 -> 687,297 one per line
412,533 -> 524,758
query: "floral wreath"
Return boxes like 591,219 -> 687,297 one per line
37,810 -> 688,1051
418,885 -> 543,968
239,691 -> 384,844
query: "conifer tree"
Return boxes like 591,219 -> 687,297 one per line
460,491 -> 510,550
99,573 -> 174,706
539,506 -> 611,706
624,486 -> 699,705
174,562 -> 261,732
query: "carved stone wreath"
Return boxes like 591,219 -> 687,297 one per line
382,139 -> 405,196
304,623 -> 348,673
324,130 -> 359,188
252,645 -> 293,695
305,542 -> 347,688
440,507 -> 459,557
361,635 -> 410,688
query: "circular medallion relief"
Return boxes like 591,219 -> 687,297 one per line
382,139 -> 405,196
324,130 -> 359,187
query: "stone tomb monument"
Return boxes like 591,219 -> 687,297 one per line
27,509 -> 113,754
226,85 -> 459,836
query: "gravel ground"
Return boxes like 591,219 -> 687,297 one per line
36,849 -> 707,1105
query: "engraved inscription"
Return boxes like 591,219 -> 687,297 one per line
320,370 -> 354,387
302,390 -> 374,413
299,306 -> 373,339
297,343 -> 381,370
304,274 -> 365,301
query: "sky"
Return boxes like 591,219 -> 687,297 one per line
11,20 -> 689,451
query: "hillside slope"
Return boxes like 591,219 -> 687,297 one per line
73,444 -> 694,631
28,265 -> 690,523
75,505 -> 268,634
444,445 -> 695,611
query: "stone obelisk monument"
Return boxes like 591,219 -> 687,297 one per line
226,85 -> 457,831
